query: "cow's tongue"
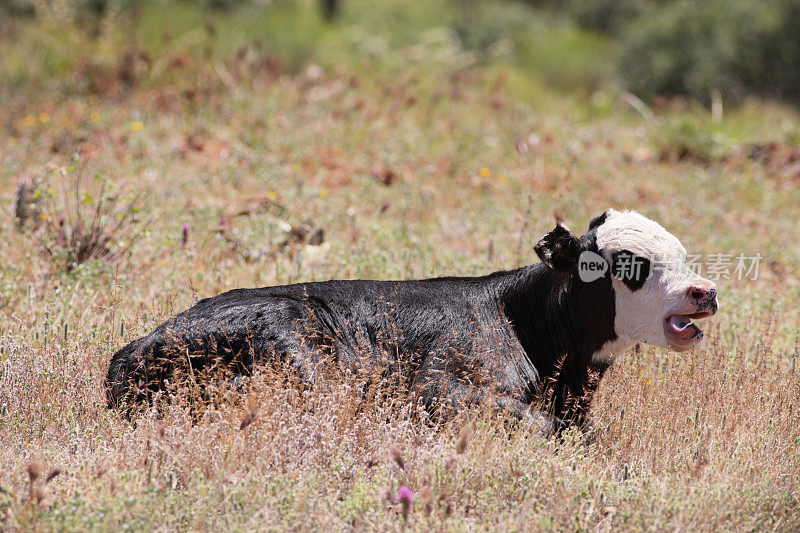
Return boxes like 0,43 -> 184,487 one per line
668,315 -> 701,340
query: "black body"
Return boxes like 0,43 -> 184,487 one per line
106,218 -> 617,431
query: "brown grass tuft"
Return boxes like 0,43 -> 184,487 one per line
420,485 -> 433,515
14,176 -> 41,229
389,446 -> 405,471
239,409 -> 259,430
455,424 -> 471,454
26,462 -> 43,484
44,468 -> 63,484
33,160 -> 141,273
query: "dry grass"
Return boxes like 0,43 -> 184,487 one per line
13,161 -> 142,273
1,1 -> 800,530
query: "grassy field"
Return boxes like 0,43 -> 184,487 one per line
1,0 -> 800,530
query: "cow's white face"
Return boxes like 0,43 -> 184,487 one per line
533,208 -> 719,364
594,209 -> 718,356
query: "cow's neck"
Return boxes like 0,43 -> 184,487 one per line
496,264 -> 617,423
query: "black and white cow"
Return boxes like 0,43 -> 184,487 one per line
105,209 -> 718,433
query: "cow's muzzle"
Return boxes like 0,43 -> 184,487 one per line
664,282 -> 718,350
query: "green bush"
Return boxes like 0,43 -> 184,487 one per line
618,0 -> 800,104
562,0 -> 654,35
0,0 -> 142,18
454,0 -> 531,54
652,116 -> 733,162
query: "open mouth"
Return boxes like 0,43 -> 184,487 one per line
663,311 -> 714,348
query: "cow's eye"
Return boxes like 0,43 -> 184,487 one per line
611,250 -> 653,291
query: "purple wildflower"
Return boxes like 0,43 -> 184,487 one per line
398,485 -> 413,519
181,222 -> 190,247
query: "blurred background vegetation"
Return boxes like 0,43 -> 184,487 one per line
3,3 -> 800,530
1,0 -> 798,107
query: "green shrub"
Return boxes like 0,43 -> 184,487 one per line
562,0 -> 654,35
454,0 -> 530,53
618,0 -> 800,105
652,116 -> 733,162
0,0 -> 34,17
0,0 -> 142,19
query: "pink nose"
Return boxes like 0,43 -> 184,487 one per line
688,283 -> 717,301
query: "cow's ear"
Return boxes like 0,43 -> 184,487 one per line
534,222 -> 581,272
588,210 -> 609,231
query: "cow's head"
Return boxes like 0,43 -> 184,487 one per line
535,209 -> 718,358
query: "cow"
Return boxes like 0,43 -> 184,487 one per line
105,208 -> 718,435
